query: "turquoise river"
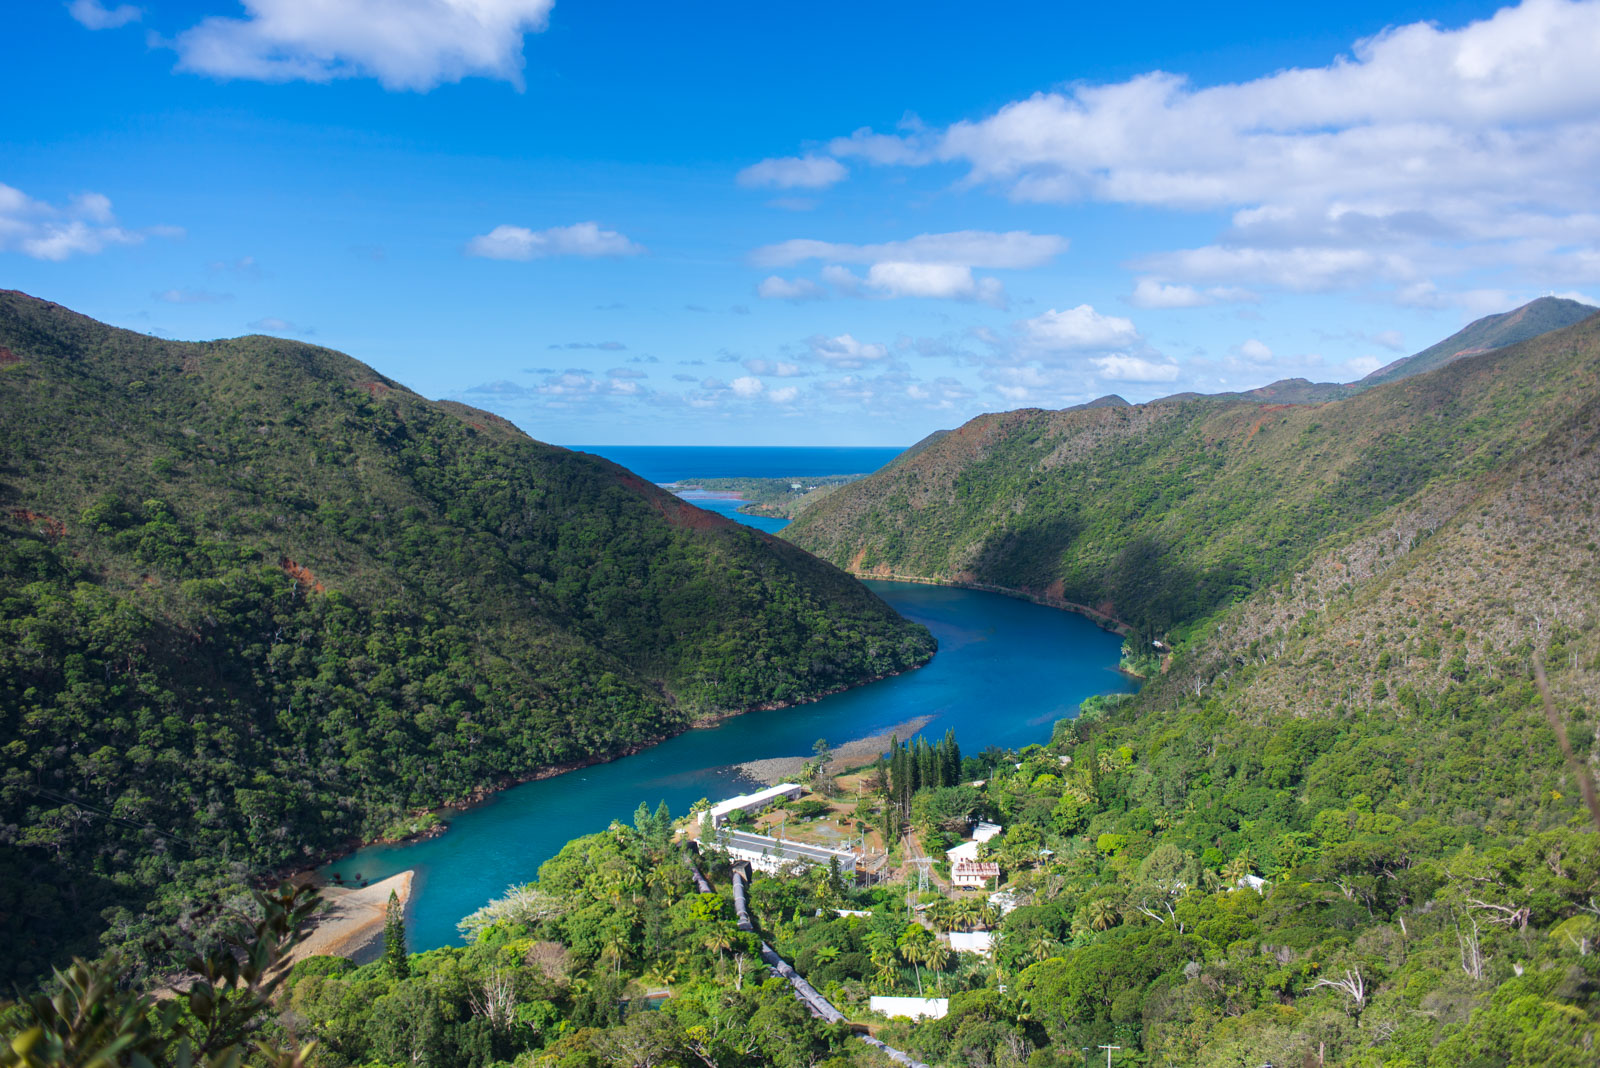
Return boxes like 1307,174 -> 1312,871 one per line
322,495 -> 1134,951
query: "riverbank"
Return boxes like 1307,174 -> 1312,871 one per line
846,569 -> 1133,635
288,870 -> 413,967
298,659 -> 933,881
731,714 -> 936,785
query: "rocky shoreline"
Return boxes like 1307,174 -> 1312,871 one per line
731,714 -> 936,786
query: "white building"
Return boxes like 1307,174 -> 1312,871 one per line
706,783 -> 805,827
972,821 -> 1003,843
870,996 -> 948,1020
949,931 -> 994,955
945,840 -> 979,864
951,858 -> 1001,889
721,829 -> 857,875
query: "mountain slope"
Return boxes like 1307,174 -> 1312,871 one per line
0,290 -> 934,979
1360,295 -> 1596,387
785,310 -> 1600,640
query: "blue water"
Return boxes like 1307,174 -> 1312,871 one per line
568,445 -> 906,483
322,582 -> 1133,951
674,490 -> 790,534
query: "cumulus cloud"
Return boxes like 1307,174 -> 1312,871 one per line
804,1 -> 1600,296
466,222 -> 643,260
824,263 -> 1008,307
171,0 -> 556,91
1237,338 -> 1273,363
1092,355 -> 1181,382
767,385 -> 800,404
0,183 -> 172,260
1017,305 -> 1141,353
729,375 -> 764,397
737,155 -> 847,189
806,333 -> 891,369
757,276 -> 826,301
753,230 -> 1063,306
68,1 -> 141,30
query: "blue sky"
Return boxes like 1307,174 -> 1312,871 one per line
5,1 -> 1598,445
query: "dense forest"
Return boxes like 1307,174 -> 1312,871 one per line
0,290 -> 934,984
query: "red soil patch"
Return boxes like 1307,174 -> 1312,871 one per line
11,509 -> 65,539
357,381 -> 392,396
280,557 -> 326,594
0,346 -> 19,366
614,471 -> 735,532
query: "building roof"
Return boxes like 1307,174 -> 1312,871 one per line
949,931 -> 994,954
708,783 -> 804,821
972,821 -> 1003,843
723,829 -> 856,867
952,859 -> 1000,876
945,840 -> 979,863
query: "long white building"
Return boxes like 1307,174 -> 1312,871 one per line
706,783 -> 805,827
719,829 -> 858,875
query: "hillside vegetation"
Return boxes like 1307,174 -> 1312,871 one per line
0,290 -> 934,983
786,304 -> 1600,642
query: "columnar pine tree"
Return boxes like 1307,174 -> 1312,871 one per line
383,888 -> 410,979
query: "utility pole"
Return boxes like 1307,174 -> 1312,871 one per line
1098,1045 -> 1121,1068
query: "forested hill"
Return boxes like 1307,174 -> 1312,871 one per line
785,307 -> 1600,641
1359,294 -> 1596,387
0,289 -> 934,982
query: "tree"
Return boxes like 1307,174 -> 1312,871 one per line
898,925 -> 933,996
383,888 -> 410,980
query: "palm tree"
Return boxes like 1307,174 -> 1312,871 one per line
870,947 -> 900,991
703,922 -> 735,962
898,927 -> 933,996
1087,897 -> 1119,931
814,945 -> 841,965
1222,852 -> 1255,887
925,938 -> 952,990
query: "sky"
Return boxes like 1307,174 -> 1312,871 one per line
5,0 -> 1600,446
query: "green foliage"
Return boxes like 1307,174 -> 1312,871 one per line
0,292 -> 934,984
383,890 -> 410,981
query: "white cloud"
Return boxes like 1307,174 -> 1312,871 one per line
743,358 -> 803,377
0,183 -> 168,261
172,0 -> 556,91
730,376 -> 764,397
737,155 -> 847,189
757,276 -> 826,301
1237,338 -> 1273,363
1128,276 -> 1257,308
824,262 -> 1008,306
752,230 -> 1066,269
806,333 -> 891,369
466,222 -> 643,260
1092,354 -> 1181,382
1017,305 -> 1141,352
767,385 -> 800,404
68,0 -> 141,30
810,1 -> 1600,296
1547,289 -> 1600,306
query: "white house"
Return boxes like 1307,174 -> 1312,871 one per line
869,996 -> 948,1020
706,783 -> 805,827
972,821 -> 1003,843
951,858 -> 1001,889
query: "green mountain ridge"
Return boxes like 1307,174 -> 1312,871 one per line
0,290 -> 934,982
785,304 -> 1600,640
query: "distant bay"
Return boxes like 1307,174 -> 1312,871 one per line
567,444 -> 906,483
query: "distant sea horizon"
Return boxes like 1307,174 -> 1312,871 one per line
566,444 -> 907,484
